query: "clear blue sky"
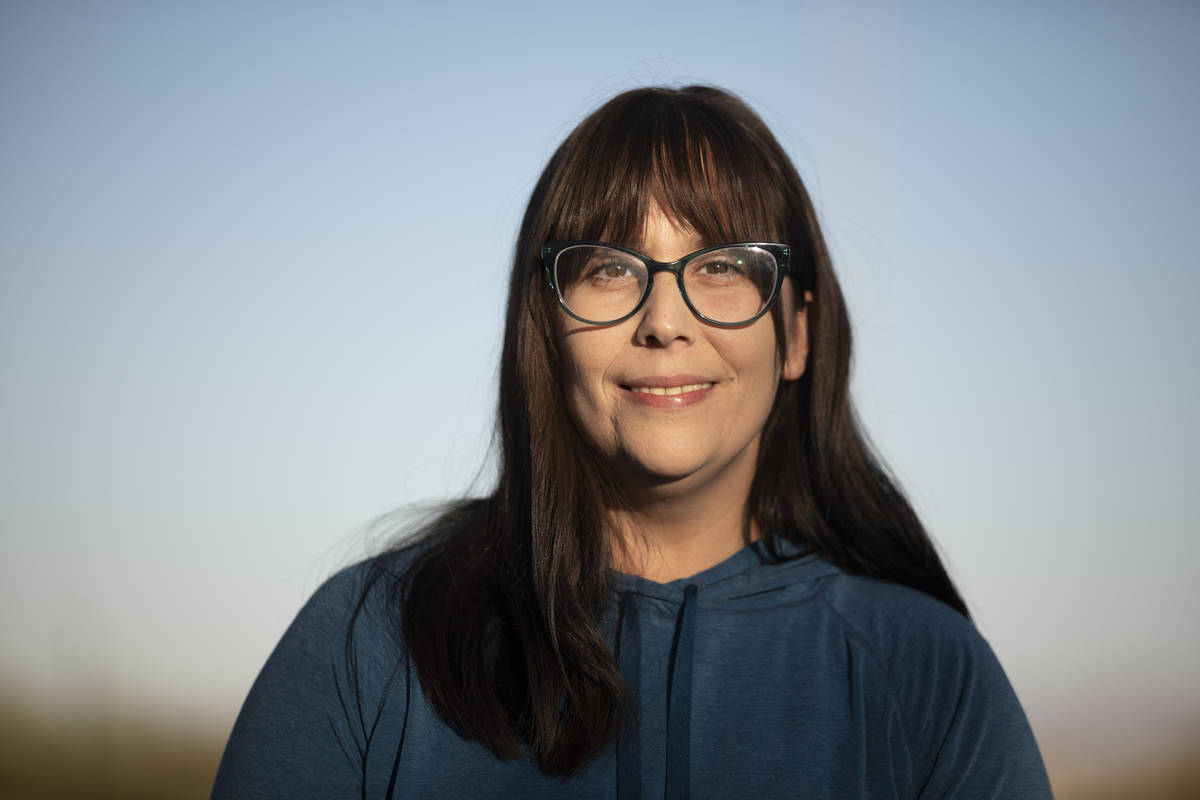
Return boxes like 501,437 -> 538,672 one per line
2,0 -> 1197,759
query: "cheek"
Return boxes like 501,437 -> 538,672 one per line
721,327 -> 783,394
561,337 -> 604,396
558,334 -> 619,441
719,333 -> 785,440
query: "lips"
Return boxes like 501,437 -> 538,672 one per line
628,382 -> 713,396
619,376 -> 717,407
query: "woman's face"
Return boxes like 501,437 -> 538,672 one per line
557,204 -> 810,502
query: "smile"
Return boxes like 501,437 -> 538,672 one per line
628,382 -> 714,396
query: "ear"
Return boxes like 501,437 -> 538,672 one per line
781,291 -> 813,381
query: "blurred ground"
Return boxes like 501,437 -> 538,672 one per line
0,700 -> 222,800
1050,744 -> 1200,800
1,696 -> 1197,798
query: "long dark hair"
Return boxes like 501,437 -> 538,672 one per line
368,85 -> 967,775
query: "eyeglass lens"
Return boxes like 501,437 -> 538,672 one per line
554,245 -> 778,325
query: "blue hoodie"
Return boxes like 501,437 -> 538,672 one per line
212,540 -> 1052,798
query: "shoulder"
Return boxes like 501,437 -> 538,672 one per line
249,542 -> 428,717
212,544 -> 426,797
287,544 -> 420,653
816,571 -> 1001,721
816,570 -> 1052,797
296,541 -> 440,699
817,570 -> 983,670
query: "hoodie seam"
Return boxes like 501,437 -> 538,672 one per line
817,585 -> 916,798
608,556 -> 835,605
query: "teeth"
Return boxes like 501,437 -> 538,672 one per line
630,382 -> 713,396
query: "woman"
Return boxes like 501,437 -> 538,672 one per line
213,86 -> 1052,798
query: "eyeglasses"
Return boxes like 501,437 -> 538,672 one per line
541,241 -> 791,327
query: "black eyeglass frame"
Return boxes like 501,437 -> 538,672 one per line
541,241 -> 792,328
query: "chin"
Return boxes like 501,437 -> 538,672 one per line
613,450 -> 714,487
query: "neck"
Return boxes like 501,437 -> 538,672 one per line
608,475 -> 759,584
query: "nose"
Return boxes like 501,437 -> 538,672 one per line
634,271 -> 695,347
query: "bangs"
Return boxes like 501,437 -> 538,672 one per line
542,88 -> 790,250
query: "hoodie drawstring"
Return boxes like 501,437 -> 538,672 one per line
617,584 -> 699,799
664,584 -> 698,799
617,591 -> 641,800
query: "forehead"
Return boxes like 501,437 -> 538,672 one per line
632,201 -> 707,260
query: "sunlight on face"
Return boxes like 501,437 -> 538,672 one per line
557,204 -> 808,502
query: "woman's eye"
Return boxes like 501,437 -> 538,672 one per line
699,260 -> 739,276
591,262 -> 629,279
